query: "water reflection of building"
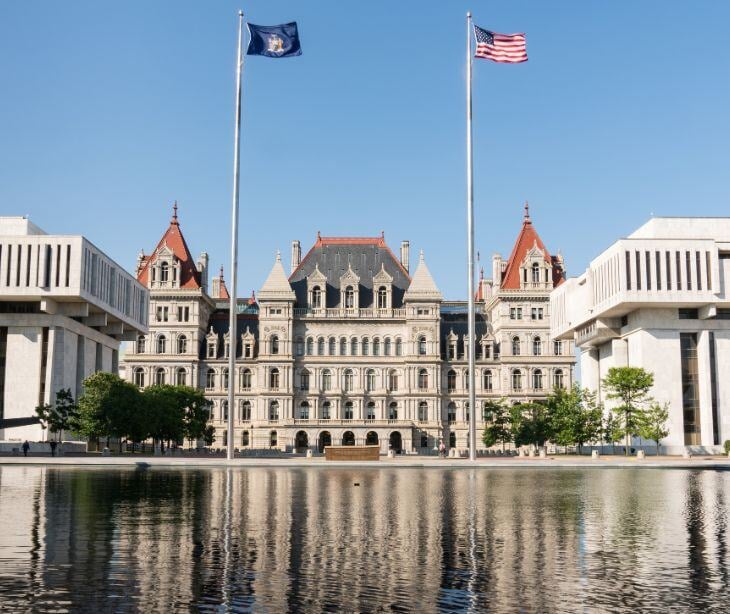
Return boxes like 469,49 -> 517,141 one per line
122,204 -> 575,453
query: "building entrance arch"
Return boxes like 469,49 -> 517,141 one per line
318,431 -> 332,452
366,431 -> 378,446
389,431 -> 402,453
295,431 -> 309,452
342,431 -> 356,446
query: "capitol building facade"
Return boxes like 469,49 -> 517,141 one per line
121,204 -> 575,454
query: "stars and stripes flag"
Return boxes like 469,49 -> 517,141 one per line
473,24 -> 527,63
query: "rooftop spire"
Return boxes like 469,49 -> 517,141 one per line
172,200 -> 179,224
523,200 -> 530,222
219,265 -> 224,279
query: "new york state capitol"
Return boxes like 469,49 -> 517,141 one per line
122,204 -> 575,454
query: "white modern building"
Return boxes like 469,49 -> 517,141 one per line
551,217 -> 730,453
0,217 -> 148,441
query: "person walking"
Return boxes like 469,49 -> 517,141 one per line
22,441 -> 30,457
49,440 -> 57,457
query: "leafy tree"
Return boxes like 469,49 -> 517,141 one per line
35,388 -> 79,439
602,367 -> 654,455
638,402 -> 670,455
548,386 -> 603,454
481,399 -> 512,451
142,385 -> 186,451
77,372 -> 142,448
510,402 -> 552,452
602,412 -> 622,455
203,425 -> 216,447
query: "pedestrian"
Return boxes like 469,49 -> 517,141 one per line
49,440 -> 57,457
439,439 -> 446,458
22,440 -> 30,457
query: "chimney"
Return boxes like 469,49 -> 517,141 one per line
400,240 -> 410,273
211,268 -> 221,299
492,253 -> 502,291
291,240 -> 301,273
136,250 -> 145,278
197,252 -> 209,294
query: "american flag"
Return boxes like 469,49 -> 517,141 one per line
474,24 -> 527,64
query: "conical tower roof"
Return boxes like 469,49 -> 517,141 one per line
404,250 -> 442,301
258,251 -> 296,301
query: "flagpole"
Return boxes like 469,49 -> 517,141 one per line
227,10 -> 245,461
466,12 -> 477,462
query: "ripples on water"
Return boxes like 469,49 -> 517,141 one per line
0,466 -> 729,612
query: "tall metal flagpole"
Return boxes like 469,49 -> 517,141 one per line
466,12 -> 477,462
227,10 -> 245,461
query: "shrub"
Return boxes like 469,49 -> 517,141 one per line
724,440 -> 730,454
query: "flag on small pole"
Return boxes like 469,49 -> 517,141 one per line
465,15 -> 527,462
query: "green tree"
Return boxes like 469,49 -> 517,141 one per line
203,424 -> 216,447
548,386 -> 603,454
481,399 -> 512,451
510,402 -> 552,452
35,388 -> 79,439
77,372 -> 142,449
142,385 -> 187,451
602,367 -> 654,455
638,402 -> 670,455
602,412 -> 622,455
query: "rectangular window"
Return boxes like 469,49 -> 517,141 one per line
625,251 -> 631,290
678,308 -> 698,320
696,252 -> 702,291
645,251 -> 651,290
55,244 -> 61,287
676,251 -> 682,290
655,251 -> 661,290
635,251 -> 641,290
706,252 -> 712,291
686,251 -> 692,290
709,332 -> 719,446
666,251 -> 671,289
39,328 -> 49,406
680,333 -> 701,445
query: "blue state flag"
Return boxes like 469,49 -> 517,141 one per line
247,22 -> 302,58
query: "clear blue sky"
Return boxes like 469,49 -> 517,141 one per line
1,1 -> 728,299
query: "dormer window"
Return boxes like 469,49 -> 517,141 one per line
160,261 -> 169,282
339,264 -> 361,309
377,286 -> 388,309
372,264 -> 393,309
531,262 -> 540,283
344,286 -> 355,309
312,286 -> 323,308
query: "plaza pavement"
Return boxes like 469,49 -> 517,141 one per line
1,454 -> 729,469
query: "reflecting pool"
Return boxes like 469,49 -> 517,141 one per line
0,466 -> 729,612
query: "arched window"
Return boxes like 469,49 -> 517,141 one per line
322,369 -> 332,391
482,401 -> 492,422
533,336 -> 542,356
554,369 -> 564,389
328,337 -> 336,355
317,337 -> 325,356
312,286 -> 322,308
366,402 -> 376,420
388,402 -> 398,420
464,369 -> 470,390
221,400 -> 229,421
532,262 -> 540,283
270,335 -> 279,355
345,286 -> 355,309
447,369 -> 457,392
269,401 -> 279,421
418,336 -> 427,356
418,369 -> 428,390
206,368 -> 215,389
395,338 -> 403,356
447,402 -> 456,424
295,337 -> 304,356
134,367 -> 145,388
222,368 -> 229,390
362,338 -> 369,356
512,336 -> 521,356
136,335 -> 146,354
343,402 -> 354,420
299,401 -> 310,420
176,367 -> 187,386
377,286 -> 388,309
177,334 -> 187,354
241,401 -> 251,421
343,369 -> 354,392
511,369 -> 523,391
306,337 -> 313,355
321,401 -> 331,420
242,430 -> 250,446
418,402 -> 428,422
483,369 -> 493,391
554,340 -> 563,356
160,261 -> 169,282
388,370 -> 398,392
241,368 -> 252,390
373,338 -> 380,356
340,337 -> 347,356
465,402 -> 470,422
365,369 -> 376,392
270,430 -> 278,447
384,338 -> 392,356
270,368 -> 280,390
155,367 -> 166,386
350,338 -> 358,355
300,369 -> 310,391
156,335 -> 167,354
533,369 -> 543,389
